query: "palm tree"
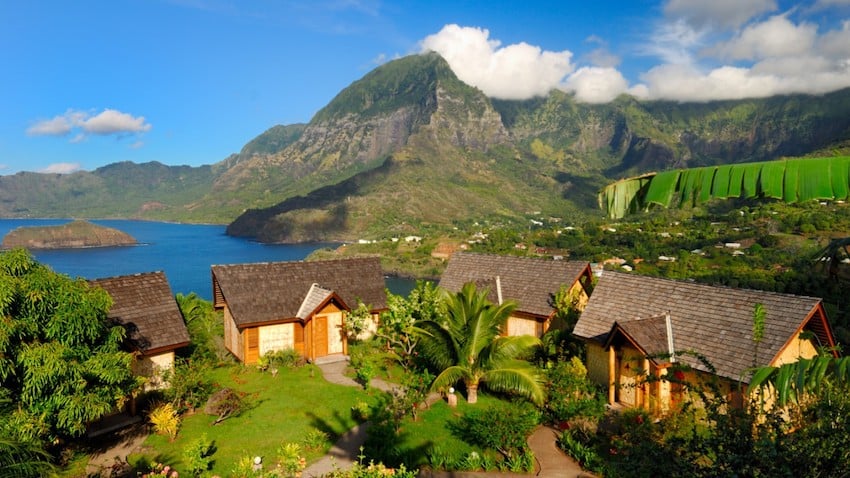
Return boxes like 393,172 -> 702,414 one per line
416,283 -> 544,405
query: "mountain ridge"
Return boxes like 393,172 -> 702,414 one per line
2,53 -> 850,241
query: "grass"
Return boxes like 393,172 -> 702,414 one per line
137,364 -> 372,475
387,393 -> 506,468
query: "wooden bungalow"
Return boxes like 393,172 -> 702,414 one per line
90,271 -> 191,391
439,252 -> 594,337
572,272 -> 837,413
211,256 -> 387,364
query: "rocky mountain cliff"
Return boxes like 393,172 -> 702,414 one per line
2,53 -> 850,240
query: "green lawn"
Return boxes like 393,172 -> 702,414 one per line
379,393 -> 507,469
137,364 -> 372,475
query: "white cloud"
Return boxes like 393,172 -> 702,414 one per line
26,114 -> 74,136
82,109 -> 152,135
40,162 -> 81,174
664,0 -> 777,30
420,24 -> 574,100
420,12 -> 850,105
706,14 -> 817,61
643,18 -> 706,66
562,67 -> 630,103
818,20 -> 850,58
27,109 -> 151,141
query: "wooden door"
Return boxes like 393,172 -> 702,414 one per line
314,316 -> 328,358
618,351 -> 638,407
245,328 -> 259,364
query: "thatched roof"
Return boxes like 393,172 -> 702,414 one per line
211,256 -> 386,328
90,271 -> 190,355
439,252 -> 592,317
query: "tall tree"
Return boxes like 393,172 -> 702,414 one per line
417,283 -> 544,405
0,249 -> 141,444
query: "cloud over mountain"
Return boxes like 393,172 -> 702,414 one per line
420,1 -> 850,104
27,109 -> 151,142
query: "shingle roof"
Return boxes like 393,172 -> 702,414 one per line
574,272 -> 828,382
439,252 -> 591,317
211,256 -> 386,328
608,314 -> 674,358
90,271 -> 190,354
296,284 -> 334,320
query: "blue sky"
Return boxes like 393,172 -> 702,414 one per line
2,0 -> 849,175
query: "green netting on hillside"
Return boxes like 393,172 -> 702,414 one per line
644,170 -> 681,207
832,157 -> 850,200
698,167 -> 716,203
679,169 -> 702,206
712,165 -> 732,198
728,165 -> 745,198
600,175 -> 654,218
599,157 -> 850,218
743,163 -> 761,198
759,160 -> 786,199
783,160 -> 800,202
797,158 -> 836,201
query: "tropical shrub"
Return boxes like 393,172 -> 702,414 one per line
163,358 -> 214,413
450,401 -> 540,460
148,402 -> 180,440
258,348 -> 304,371
302,429 -> 330,452
277,442 -> 307,477
182,433 -> 215,477
543,357 -> 606,426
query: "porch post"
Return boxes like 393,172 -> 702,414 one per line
658,368 -> 670,413
642,357 -> 650,409
608,346 -> 616,404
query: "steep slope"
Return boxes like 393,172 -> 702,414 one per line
2,52 -> 850,235
198,53 -> 510,221
498,88 -> 850,177
0,161 -> 217,221
226,58 -> 581,242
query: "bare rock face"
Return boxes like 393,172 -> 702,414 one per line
1,220 -> 137,250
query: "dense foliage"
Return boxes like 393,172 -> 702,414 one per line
417,283 -> 544,405
0,249 -> 140,444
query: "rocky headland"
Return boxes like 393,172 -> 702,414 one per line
2,220 -> 137,250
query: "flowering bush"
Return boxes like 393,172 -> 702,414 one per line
138,462 -> 179,478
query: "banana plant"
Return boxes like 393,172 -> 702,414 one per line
748,355 -> 850,407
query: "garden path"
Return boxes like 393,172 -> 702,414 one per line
305,360 -> 595,478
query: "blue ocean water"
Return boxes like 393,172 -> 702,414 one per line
0,219 -> 415,299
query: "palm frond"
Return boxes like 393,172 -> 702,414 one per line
482,363 -> 545,406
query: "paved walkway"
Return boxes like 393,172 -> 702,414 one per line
304,360 -> 595,478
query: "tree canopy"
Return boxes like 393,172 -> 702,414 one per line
0,249 -> 141,443
417,282 -> 544,405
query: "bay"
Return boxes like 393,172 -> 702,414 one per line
0,219 -> 415,300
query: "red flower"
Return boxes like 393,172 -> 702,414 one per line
673,370 -> 685,381
635,415 -> 644,425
